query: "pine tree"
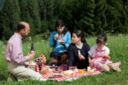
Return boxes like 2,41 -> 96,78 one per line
19,0 -> 34,36
79,0 -> 95,35
106,0 -> 128,33
94,0 -> 107,35
27,0 -> 41,34
0,0 -> 20,40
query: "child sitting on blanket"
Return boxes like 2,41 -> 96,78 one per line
88,33 -> 121,72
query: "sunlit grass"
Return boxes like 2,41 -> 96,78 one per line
0,35 -> 128,85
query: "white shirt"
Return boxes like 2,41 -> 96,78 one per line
88,45 -> 110,58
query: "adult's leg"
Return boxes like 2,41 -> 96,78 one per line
8,63 -> 46,81
59,52 -> 68,65
50,57 -> 58,65
77,60 -> 89,69
49,52 -> 58,65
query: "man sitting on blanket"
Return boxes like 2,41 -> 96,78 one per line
5,21 -> 45,81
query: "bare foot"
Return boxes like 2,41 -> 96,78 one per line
102,64 -> 110,72
111,62 -> 121,72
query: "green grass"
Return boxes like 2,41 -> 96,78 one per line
0,35 -> 128,85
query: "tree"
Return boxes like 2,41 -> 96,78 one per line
0,0 -> 20,40
106,0 -> 128,33
79,0 -> 95,35
94,0 -> 107,35
27,0 -> 41,34
0,0 -> 128,40
59,0 -> 86,32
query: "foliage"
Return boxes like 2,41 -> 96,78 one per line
0,0 -> 128,40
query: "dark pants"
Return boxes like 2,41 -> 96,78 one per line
50,52 -> 68,66
68,57 -> 89,69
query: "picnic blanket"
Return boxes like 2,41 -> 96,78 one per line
29,61 -> 101,82
41,70 -> 101,82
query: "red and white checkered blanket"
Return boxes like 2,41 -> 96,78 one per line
41,71 -> 101,82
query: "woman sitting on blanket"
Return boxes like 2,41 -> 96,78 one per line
49,19 -> 71,65
68,30 -> 90,69
88,33 -> 121,72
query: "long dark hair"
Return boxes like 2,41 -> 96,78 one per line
55,19 -> 68,35
72,30 -> 86,43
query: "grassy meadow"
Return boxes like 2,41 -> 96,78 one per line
0,35 -> 128,85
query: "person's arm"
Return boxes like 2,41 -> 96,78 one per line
61,31 -> 71,48
103,47 -> 110,59
86,44 -> 90,53
105,47 -> 110,56
78,50 -> 85,60
65,32 -> 71,48
88,56 -> 92,65
11,39 -> 34,65
78,44 -> 90,60
88,47 -> 94,66
88,45 -> 95,59
49,32 -> 57,47
84,43 -> 90,60
68,45 -> 75,66
88,45 -> 94,64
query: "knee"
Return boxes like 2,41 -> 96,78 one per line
50,58 -> 58,65
61,54 -> 68,61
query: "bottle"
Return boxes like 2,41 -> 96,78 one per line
29,43 -> 35,65
30,43 -> 35,53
